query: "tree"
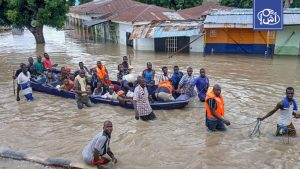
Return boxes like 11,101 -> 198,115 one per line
0,0 -> 69,44
220,0 -> 252,8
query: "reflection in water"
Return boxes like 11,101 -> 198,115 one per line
0,27 -> 300,169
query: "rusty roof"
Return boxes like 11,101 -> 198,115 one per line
130,20 -> 202,39
70,0 -> 189,23
178,2 -> 235,20
70,0 -> 141,15
109,4 -> 187,23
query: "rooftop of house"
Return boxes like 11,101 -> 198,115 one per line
70,0 -> 189,23
178,2 -> 235,20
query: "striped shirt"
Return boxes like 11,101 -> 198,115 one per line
133,85 -> 152,116
158,74 -> 172,83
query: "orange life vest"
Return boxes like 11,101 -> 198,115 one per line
205,87 -> 224,119
96,64 -> 107,81
158,81 -> 173,94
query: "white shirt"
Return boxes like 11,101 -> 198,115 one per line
82,131 -> 110,164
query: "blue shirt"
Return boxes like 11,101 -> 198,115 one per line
171,71 -> 183,89
143,69 -> 155,84
147,85 -> 158,96
192,76 -> 209,100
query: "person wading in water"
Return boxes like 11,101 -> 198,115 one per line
205,84 -> 230,131
258,87 -> 300,137
82,121 -> 117,169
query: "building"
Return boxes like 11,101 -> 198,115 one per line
68,0 -> 204,53
130,20 -> 202,53
204,9 -> 276,55
274,9 -> 300,56
204,9 -> 300,56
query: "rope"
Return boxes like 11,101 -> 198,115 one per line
249,119 -> 262,138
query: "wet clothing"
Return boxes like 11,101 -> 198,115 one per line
43,58 -> 53,70
278,101 -> 294,126
17,71 -> 33,101
133,85 -> 155,120
283,97 -> 298,111
75,75 -> 91,109
171,71 -> 183,90
82,131 -> 110,165
205,88 -> 225,131
178,74 -> 195,97
206,118 -> 226,131
142,69 -> 155,84
276,123 -> 296,137
33,61 -> 44,75
192,76 -> 209,101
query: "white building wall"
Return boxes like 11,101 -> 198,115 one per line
118,23 -> 133,46
135,38 -> 154,51
190,35 -> 204,53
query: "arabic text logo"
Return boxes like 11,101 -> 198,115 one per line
257,9 -> 280,25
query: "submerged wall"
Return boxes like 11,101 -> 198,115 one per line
274,25 -> 300,56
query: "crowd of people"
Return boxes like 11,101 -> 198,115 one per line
13,53 -> 300,169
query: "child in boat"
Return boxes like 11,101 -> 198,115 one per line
147,80 -> 157,102
46,72 -> 57,84
93,82 -> 103,96
60,78 -> 74,91
101,85 -> 117,100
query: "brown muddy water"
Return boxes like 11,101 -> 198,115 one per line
0,27 -> 300,169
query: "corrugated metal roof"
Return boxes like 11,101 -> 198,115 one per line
130,21 -> 202,39
178,2 -> 235,20
204,8 -> 300,27
82,19 -> 108,27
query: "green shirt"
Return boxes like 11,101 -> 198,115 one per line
34,61 -> 44,75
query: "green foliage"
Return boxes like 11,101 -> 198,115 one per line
80,0 -> 92,5
67,0 -> 76,6
291,0 -> 300,7
220,0 -> 252,8
134,0 -> 202,10
0,0 -> 69,29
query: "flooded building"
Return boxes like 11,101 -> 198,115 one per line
204,9 -> 276,55
68,0 -> 206,53
130,20 -> 202,53
69,0 -> 198,51
204,9 -> 300,56
274,9 -> 300,56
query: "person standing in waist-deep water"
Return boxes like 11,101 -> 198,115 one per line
133,77 -> 156,121
258,87 -> 300,137
205,84 -> 231,131
192,68 -> 209,102
13,63 -> 24,101
82,121 -> 117,169
17,64 -> 34,101
74,70 -> 92,109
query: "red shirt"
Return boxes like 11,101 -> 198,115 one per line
43,59 -> 53,70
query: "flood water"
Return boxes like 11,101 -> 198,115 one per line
1,27 -> 300,169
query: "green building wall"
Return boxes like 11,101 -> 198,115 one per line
274,25 -> 300,56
